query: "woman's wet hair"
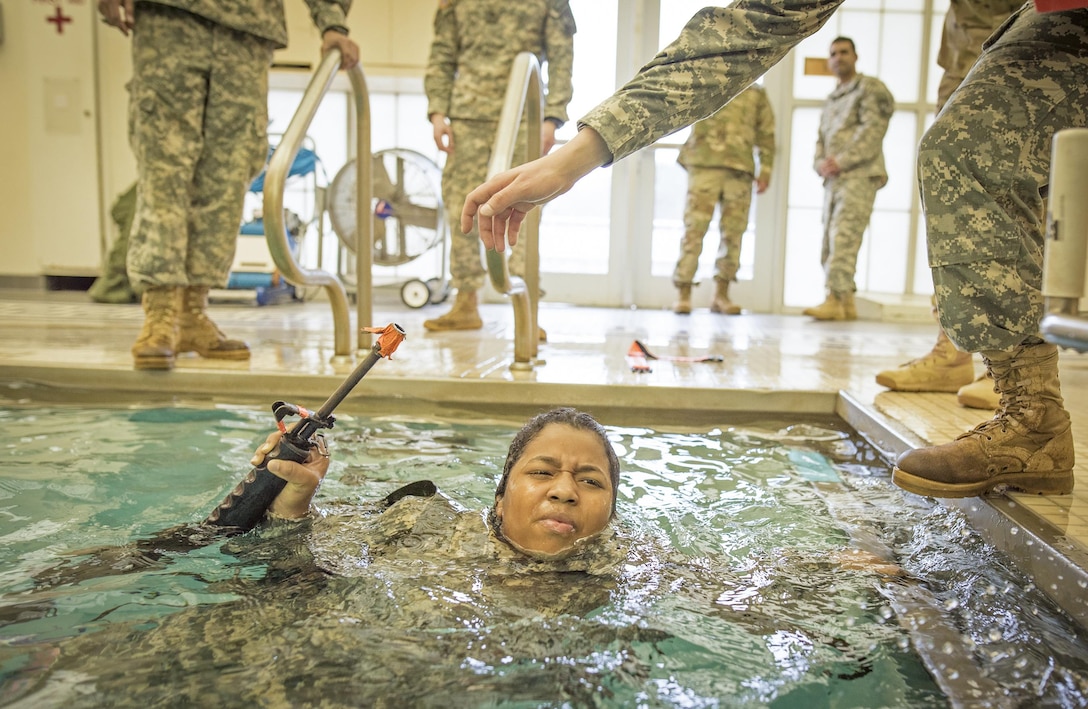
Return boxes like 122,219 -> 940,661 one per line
494,407 -> 621,516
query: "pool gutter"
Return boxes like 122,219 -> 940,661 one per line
0,362 -> 839,423
839,389 -> 1088,633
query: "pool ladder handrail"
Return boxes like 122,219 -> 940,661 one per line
484,52 -> 543,370
1042,128 -> 1088,354
262,48 -> 373,363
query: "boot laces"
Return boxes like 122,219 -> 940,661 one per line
962,358 -> 1029,440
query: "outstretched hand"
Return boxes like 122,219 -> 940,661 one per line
251,431 -> 330,519
461,126 -> 612,252
461,164 -> 568,252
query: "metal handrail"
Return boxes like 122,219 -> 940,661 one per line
483,52 -> 543,369
263,48 -> 373,361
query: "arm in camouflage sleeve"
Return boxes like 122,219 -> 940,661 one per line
755,89 -> 776,182
303,0 -> 351,34
542,0 -> 577,126
424,5 -> 459,120
579,1 -> 844,165
834,80 -> 894,173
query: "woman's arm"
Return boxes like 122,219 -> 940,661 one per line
205,431 -> 330,531
254,430 -> 330,519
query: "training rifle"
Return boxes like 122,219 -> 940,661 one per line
206,323 -> 406,532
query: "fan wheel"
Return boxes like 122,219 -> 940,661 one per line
400,279 -> 432,309
327,148 -> 445,267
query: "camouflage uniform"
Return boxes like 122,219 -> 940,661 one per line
937,0 -> 1026,111
673,86 -> 776,287
425,0 -> 576,291
875,0 -> 1023,399
813,74 -> 894,296
577,1 -> 1085,352
126,0 -> 350,290
921,4 -> 1088,353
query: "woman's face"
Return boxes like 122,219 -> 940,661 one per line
495,423 -> 614,556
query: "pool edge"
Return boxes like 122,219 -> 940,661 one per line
840,389 -> 1088,633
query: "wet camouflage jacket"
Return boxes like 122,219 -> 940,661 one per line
677,85 -> 775,181
425,0 -> 576,124
309,493 -> 626,580
136,0 -> 351,49
814,74 -> 894,186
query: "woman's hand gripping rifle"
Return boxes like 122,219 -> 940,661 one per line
205,324 -> 407,532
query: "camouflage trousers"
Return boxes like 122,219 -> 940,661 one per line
672,167 -> 753,286
920,5 -> 1088,353
443,119 -> 531,291
127,5 -> 272,290
820,175 -> 880,296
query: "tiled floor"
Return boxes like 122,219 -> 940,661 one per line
0,286 -> 1086,625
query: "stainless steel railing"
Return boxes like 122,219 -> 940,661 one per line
1042,128 -> 1088,353
483,52 -> 543,370
262,48 -> 373,361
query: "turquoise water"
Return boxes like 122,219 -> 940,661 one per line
0,398 -> 1085,707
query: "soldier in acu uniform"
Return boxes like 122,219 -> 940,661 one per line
671,85 -> 776,316
464,2 -> 1086,499
97,0 -> 359,370
423,0 -> 576,337
875,0 -> 1022,411
802,37 -> 894,322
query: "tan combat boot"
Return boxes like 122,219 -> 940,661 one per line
957,372 -> 1000,410
132,286 -> 180,371
424,290 -> 483,331
802,292 -> 846,321
672,285 -> 692,315
893,341 -> 1074,498
177,286 -> 250,360
875,330 -> 975,392
710,280 -> 741,315
841,291 -> 857,321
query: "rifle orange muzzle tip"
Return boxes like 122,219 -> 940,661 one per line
363,323 -> 407,358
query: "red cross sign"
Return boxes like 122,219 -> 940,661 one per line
47,6 -> 73,34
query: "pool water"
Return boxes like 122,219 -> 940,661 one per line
0,399 -> 1085,707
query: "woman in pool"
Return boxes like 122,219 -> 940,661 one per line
28,407 -> 626,597
6,409 -> 631,706
252,406 -> 623,563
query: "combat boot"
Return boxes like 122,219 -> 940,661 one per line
672,285 -> 692,315
841,291 -> 857,321
893,341 -> 1074,498
424,290 -> 483,331
802,292 -> 846,321
875,330 -> 974,392
177,286 -> 250,360
710,281 -> 741,315
132,286 -> 180,370
957,372 -> 1000,410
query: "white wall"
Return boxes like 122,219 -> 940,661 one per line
0,0 -> 435,280
0,0 -> 101,277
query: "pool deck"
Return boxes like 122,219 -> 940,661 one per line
1,287 -> 1086,630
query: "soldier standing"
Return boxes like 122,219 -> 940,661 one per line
97,0 -> 359,371
422,0 -> 576,338
875,0 -> 1022,410
672,85 -> 776,316
803,36 -> 894,322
